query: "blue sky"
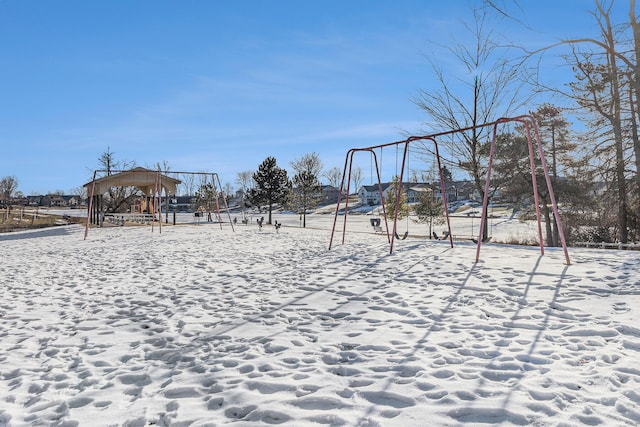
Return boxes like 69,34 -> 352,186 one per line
0,1 -> 632,195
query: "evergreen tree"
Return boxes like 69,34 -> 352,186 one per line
413,186 -> 445,239
249,157 -> 289,224
384,176 -> 409,223
532,105 -> 577,246
492,108 -> 580,247
532,104 -> 575,179
195,182 -> 221,221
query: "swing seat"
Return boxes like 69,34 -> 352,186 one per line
472,236 -> 492,244
395,231 -> 409,240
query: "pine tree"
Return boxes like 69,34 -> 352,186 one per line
414,186 -> 445,239
249,157 -> 289,224
492,107 -> 580,246
195,182 -> 221,221
532,105 -> 577,246
384,176 -> 409,223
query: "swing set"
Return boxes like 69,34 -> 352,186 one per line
83,168 -> 235,240
328,115 -> 571,265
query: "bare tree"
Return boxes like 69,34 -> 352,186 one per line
351,166 -> 364,194
323,166 -> 342,188
522,1 -> 639,242
629,0 -> 640,188
99,147 -> 116,176
180,173 -> 196,196
69,185 -> 87,199
153,161 -> 172,221
412,6 -> 529,240
96,149 -> 139,213
561,1 -> 633,243
223,182 -> 234,204
236,171 -> 254,194
0,175 -> 19,202
290,152 -> 323,228
154,160 -> 171,172
236,170 -> 254,214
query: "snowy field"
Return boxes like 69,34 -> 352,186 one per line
56,202 -> 541,245
1,217 -> 639,426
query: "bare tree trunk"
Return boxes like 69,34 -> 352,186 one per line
629,1 -> 640,188
602,7 -> 629,243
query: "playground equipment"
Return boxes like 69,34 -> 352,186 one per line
83,168 -> 235,240
329,115 -> 571,265
329,138 -> 454,253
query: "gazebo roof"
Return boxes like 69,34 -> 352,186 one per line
84,167 -> 182,196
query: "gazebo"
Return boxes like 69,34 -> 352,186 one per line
84,167 -> 181,227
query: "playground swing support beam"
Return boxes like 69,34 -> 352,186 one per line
329,148 -> 392,250
391,137 -> 454,253
477,115 -> 570,265
203,172 -> 235,232
329,115 -> 571,266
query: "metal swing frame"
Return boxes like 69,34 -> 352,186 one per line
329,115 -> 571,265
83,168 -> 235,240
329,138 -> 454,254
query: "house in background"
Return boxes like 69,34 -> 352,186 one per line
453,181 -> 477,201
63,195 -> 83,207
406,184 -> 434,203
26,195 -> 39,206
49,195 -> 66,207
25,194 -> 85,208
358,180 -> 476,206
357,183 -> 393,206
163,196 -> 197,212
321,185 -> 342,204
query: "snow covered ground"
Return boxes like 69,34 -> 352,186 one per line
0,217 -> 639,426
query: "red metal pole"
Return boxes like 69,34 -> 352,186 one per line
527,115 -> 571,265
341,150 -> 355,244
330,115 -> 570,265
475,120 -> 503,263
84,170 -> 98,240
213,173 -> 235,232
152,170 -> 160,234
329,149 -> 353,249
524,121 -> 545,255
372,149 -> 391,244
431,138 -> 454,248
389,142 -> 409,254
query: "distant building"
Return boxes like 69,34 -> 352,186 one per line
357,180 -> 473,206
357,183 -> 393,206
405,184 -> 434,204
24,194 -> 85,208
321,185 -> 342,204
162,196 -> 198,212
